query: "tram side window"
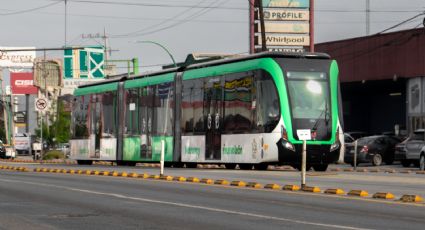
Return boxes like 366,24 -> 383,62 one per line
153,83 -> 174,135
102,91 -> 117,138
72,95 -> 89,139
181,79 -> 205,134
255,70 -> 280,133
125,89 -> 140,135
223,72 -> 254,133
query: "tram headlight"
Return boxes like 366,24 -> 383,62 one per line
284,141 -> 295,152
330,141 -> 340,152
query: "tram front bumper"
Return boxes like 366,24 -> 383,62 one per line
276,138 -> 340,165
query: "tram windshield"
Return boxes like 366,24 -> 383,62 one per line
286,71 -> 330,120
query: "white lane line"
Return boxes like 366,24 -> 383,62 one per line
0,178 -> 372,230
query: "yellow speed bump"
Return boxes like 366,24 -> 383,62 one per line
173,176 -> 187,182
324,188 -> 345,195
85,170 -> 93,175
102,171 -> 110,176
160,175 -> 173,181
138,173 -> 150,179
34,168 -> 41,172
214,179 -> 229,185
348,190 -> 369,197
128,172 -> 138,178
49,168 -> 57,173
41,168 -> 48,172
246,182 -> 262,189
400,195 -> 424,203
283,184 -> 300,191
68,169 -> 76,174
148,174 -> 160,179
264,184 -> 281,190
121,172 -> 128,177
372,192 -> 395,200
200,178 -> 214,184
302,186 -> 321,193
186,177 -> 200,183
111,171 -> 119,177
230,181 -> 246,187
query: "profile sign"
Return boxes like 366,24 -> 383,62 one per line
35,98 -> 50,112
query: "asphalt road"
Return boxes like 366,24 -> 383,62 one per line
2,161 -> 425,198
0,170 -> 424,230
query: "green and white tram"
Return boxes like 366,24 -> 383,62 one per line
70,52 -> 343,171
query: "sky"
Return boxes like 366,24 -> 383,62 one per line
0,0 -> 424,75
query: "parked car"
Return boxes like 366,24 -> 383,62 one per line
0,141 -> 6,159
344,133 -> 355,143
346,131 -> 368,140
56,143 -> 70,158
344,135 -> 402,166
394,137 -> 410,167
403,129 -> 425,170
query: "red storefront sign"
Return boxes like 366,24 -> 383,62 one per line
11,72 -> 38,95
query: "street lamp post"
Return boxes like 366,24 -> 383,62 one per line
136,41 -> 177,68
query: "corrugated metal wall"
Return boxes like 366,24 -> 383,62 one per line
316,28 -> 425,82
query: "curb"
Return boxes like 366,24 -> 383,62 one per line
2,165 -> 424,205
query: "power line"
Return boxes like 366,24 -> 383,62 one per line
111,0 -> 227,38
0,1 -> 62,16
112,0 -> 211,38
377,11 -> 425,34
48,0 -> 247,10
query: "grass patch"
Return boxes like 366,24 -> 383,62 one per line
43,150 -> 65,160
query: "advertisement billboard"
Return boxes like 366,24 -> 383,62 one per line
10,72 -> 38,95
0,47 -> 36,68
250,0 -> 311,53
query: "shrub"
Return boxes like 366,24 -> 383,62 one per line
43,150 -> 65,160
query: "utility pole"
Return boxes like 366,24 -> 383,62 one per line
257,0 -> 267,51
310,0 -> 315,52
366,0 -> 370,35
65,0 -> 68,46
249,0 -> 255,54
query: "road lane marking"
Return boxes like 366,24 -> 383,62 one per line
0,178 -> 371,230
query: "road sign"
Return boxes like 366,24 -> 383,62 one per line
35,97 -> 49,111
64,46 -> 105,79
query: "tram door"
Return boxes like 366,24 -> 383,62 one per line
91,95 -> 101,158
204,78 -> 222,160
140,87 -> 154,159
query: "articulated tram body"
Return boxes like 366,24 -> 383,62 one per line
70,52 -> 343,170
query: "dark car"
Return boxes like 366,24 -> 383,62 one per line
344,133 -> 355,143
344,135 -> 402,166
0,141 -> 6,159
347,131 -> 368,140
394,137 -> 411,167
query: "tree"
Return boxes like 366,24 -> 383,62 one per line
35,99 -> 71,147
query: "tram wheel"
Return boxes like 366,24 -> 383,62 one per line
254,163 -> 269,170
224,163 -> 237,169
239,164 -> 253,170
173,162 -> 184,168
185,163 -> 197,168
312,164 -> 328,172
126,161 -> 137,167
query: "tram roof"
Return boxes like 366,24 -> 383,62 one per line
77,51 -> 330,89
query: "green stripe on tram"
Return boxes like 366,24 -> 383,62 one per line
125,73 -> 174,89
74,82 -> 118,96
